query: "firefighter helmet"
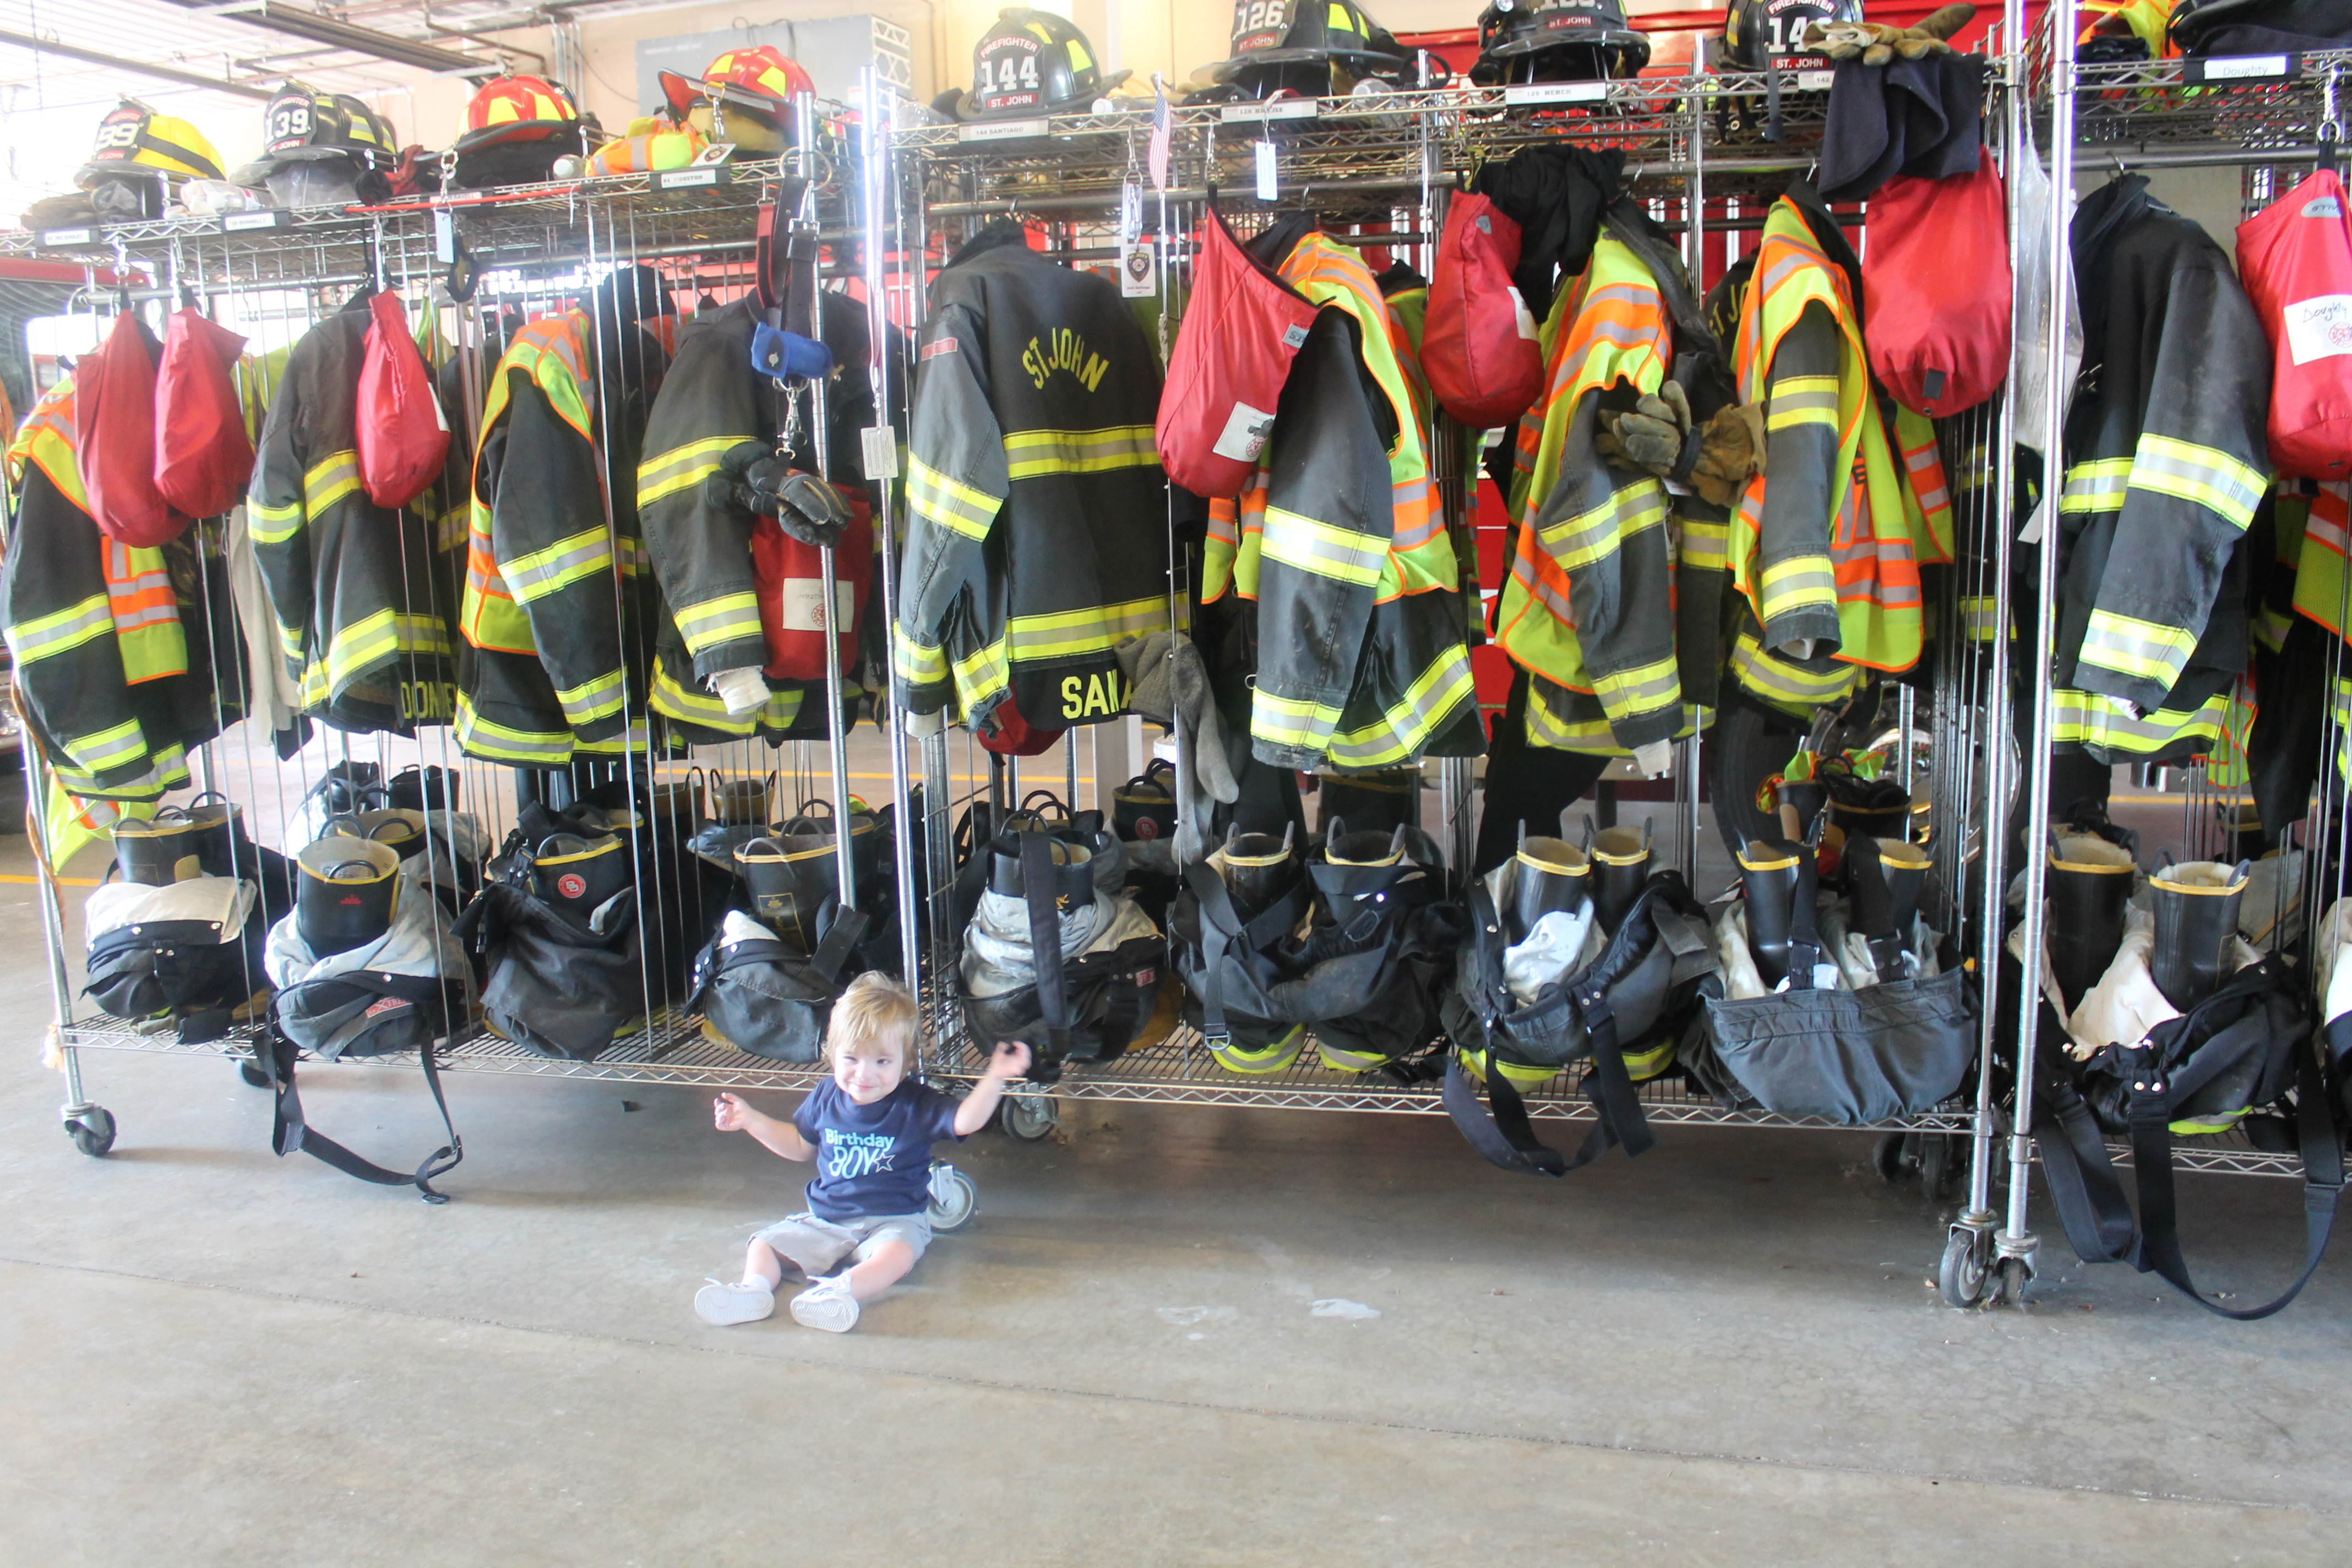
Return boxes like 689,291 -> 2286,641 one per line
1471,1 -> 1652,85
1210,0 -> 1414,95
657,45 -> 815,153
75,100 -> 224,190
1720,0 -> 1863,70
453,74 -> 581,153
942,8 -> 1129,121
244,83 -> 398,167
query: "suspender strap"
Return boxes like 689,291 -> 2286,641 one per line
264,981 -> 462,1203
1020,832 -> 1072,1064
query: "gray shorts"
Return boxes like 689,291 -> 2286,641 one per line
752,1210 -> 933,1277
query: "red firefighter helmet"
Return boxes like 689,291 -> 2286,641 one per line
454,74 -> 582,152
658,45 -> 814,154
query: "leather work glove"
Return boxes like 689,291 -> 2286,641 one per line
1804,3 -> 1975,68
1597,383 -> 1767,509
706,440 -> 854,547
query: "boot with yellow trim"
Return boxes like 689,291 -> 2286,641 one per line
295,837 -> 401,957
1206,824 -> 1307,1074
531,831 -> 632,924
1738,837 -> 1806,988
1506,824 -> 1591,944
1845,834 -> 1931,983
2148,857 -> 2251,1013
112,813 -> 209,886
1588,818 -> 1653,935
735,828 -> 842,955
2045,830 -> 2136,1014
1308,819 -> 1412,1072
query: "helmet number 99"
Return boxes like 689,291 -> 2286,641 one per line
269,104 -> 313,144
92,118 -> 143,152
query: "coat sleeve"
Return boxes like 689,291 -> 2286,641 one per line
1754,301 -> 1844,658
1528,391 -> 1681,748
2071,259 -> 2273,712
1247,309 -> 1389,770
481,377 -> 626,739
245,351 -> 315,683
637,323 -> 766,683
895,298 -> 1008,718
1,464 -> 152,791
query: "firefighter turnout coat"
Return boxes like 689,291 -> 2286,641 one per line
1203,218 -> 1480,772
2053,173 -> 2273,761
248,292 -> 462,734
895,220 -> 1173,731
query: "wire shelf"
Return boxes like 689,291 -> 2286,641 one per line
2060,50 -> 2352,154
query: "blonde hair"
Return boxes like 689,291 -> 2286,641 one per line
823,971 -> 921,1065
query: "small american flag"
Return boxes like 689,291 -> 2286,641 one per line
1147,74 -> 1172,193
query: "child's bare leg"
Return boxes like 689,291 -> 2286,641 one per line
839,1239 -> 915,1300
742,1238 -> 787,1290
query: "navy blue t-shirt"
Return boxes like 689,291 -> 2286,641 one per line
792,1077 -> 963,1222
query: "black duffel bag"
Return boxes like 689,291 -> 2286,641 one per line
2169,0 -> 2352,56
461,876 -> 644,1061
2033,956 -> 2344,1321
687,906 -> 871,1064
1681,857 -> 1975,1123
1440,872 -> 1719,1175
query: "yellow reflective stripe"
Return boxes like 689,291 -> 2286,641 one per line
4,594 -> 112,663
2077,608 -> 2198,685
1592,655 -> 1680,717
1758,556 -> 1837,615
673,592 -> 763,655
323,609 -> 450,691
952,637 -> 1009,714
1001,425 -> 1159,478
1732,629 -> 1860,709
637,434 -> 738,508
907,458 -> 999,540
69,717 -> 147,771
1262,507 -> 1386,587
1326,646 -> 1479,769
555,669 -> 627,727
892,624 -> 949,685
502,526 -> 612,604
1253,688 -> 1346,747
304,449 -> 361,515
1004,595 -> 1168,661
2051,687 -> 2228,755
248,496 -> 304,543
455,693 -> 577,764
1958,596 -> 2012,643
2060,456 -> 2133,515
1537,483 -> 1667,573
1679,520 -> 1729,572
646,662 -> 807,735
2131,434 -> 2267,529
1767,374 -> 1839,431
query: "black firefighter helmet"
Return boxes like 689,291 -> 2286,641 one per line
1721,0 -> 1864,70
1472,1 -> 1653,85
937,8 -> 1130,121
1208,0 -> 1415,99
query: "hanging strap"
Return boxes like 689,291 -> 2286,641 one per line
1183,859 -> 1311,1045
263,978 -> 462,1204
1020,832 -> 1072,1064
1782,854 -> 1824,992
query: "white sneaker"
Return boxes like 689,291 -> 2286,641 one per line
694,1277 -> 776,1326
789,1277 -> 861,1333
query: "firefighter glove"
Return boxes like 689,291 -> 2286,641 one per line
707,440 -> 854,547
1805,4 -> 1974,67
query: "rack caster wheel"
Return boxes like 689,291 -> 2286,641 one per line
65,1106 -> 116,1158
999,1091 -> 1057,1142
1991,1255 -> 2033,1308
238,1057 -> 270,1089
926,1164 -> 977,1231
1873,1131 -> 1910,1185
1938,1229 -> 1988,1308
1917,1134 -> 1957,1201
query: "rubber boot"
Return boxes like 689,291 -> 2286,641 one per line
1738,839 -> 1805,988
987,831 -> 1095,910
738,830 -> 841,951
2148,859 -> 2250,1012
112,817 -> 202,886
1219,823 -> 1300,920
711,773 -> 773,826
1848,836 -> 1931,982
295,837 -> 400,956
1589,820 -> 1652,934
387,765 -> 455,813
180,797 -> 249,878
1777,780 -> 1828,843
1324,818 -> 1404,869
2046,834 -> 2136,1014
1508,832 -> 1591,945
337,809 -> 428,863
533,832 -> 631,922
2221,803 -> 2268,863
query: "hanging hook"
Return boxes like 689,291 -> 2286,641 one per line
2320,65 -> 2343,176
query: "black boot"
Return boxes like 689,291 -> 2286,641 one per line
1507,829 -> 1590,945
337,808 -> 428,863
738,829 -> 841,951
1218,823 -> 1300,920
2148,859 -> 2249,1012
179,797 -> 252,878
1325,818 -> 1404,869
1777,780 -> 1828,842
1847,836 -> 1931,983
533,832 -> 631,922
1589,819 -> 1652,934
1739,839 -> 1805,988
112,816 -> 203,886
2046,834 -> 2136,1013
296,837 -> 400,956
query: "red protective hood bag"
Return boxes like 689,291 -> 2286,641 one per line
153,307 -> 252,519
77,313 -> 187,547
752,482 -> 874,680
1862,162 -> 2012,418
2236,166 -> 2352,482
1157,206 -> 1319,498
355,290 -> 451,509
1424,193 -> 1544,429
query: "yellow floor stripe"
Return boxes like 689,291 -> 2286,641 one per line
0,873 -> 99,886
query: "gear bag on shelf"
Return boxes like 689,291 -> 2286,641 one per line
1440,868 -> 1719,1175
959,826 -> 1162,1084
687,906 -> 868,1064
460,826 -> 644,1061
2032,956 -> 2342,1321
83,873 -> 270,1041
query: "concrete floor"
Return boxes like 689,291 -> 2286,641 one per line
3,777 -> 2350,1565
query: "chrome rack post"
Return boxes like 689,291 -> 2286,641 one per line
1678,50 -> 1710,885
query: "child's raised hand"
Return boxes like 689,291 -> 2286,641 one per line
987,1039 -> 1032,1081
713,1092 -> 752,1131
